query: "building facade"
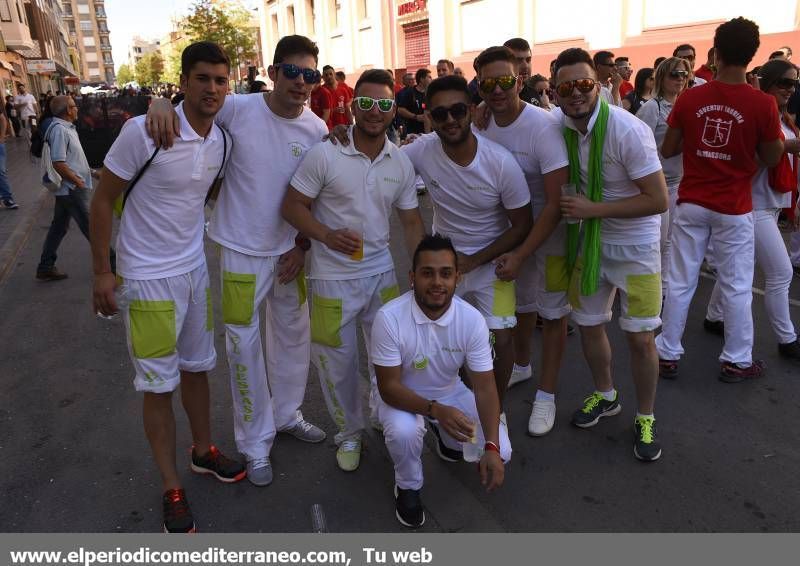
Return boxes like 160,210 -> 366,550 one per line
62,0 -> 114,84
128,35 -> 159,69
257,0 -> 800,84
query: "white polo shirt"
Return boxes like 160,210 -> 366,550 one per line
371,291 -> 494,399
401,133 -> 530,254
208,93 -> 329,257
104,103 -> 229,280
290,126 -> 418,280
558,101 -> 663,245
477,104 -> 569,217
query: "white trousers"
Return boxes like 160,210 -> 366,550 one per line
220,247 -> 310,461
310,271 -> 399,444
377,381 -> 512,490
706,209 -> 797,345
656,203 -> 755,364
659,182 -> 679,294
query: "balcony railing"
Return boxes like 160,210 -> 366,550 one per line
100,44 -> 111,51
95,11 -> 106,18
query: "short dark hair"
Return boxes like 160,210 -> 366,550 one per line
592,50 -> 615,67
181,41 -> 230,76
335,71 -> 346,80
615,56 -> 629,64
353,69 -> 395,97
654,56 -> 666,69
503,37 -> 531,52
673,43 -> 695,57
437,59 -> 455,71
530,73 -> 548,84
249,80 -> 266,93
554,48 -> 596,82
424,75 -> 470,108
769,50 -> 786,60
272,35 -> 319,65
473,46 -> 516,74
415,67 -> 431,84
714,17 -> 760,68
412,234 -> 457,271
322,64 -> 334,72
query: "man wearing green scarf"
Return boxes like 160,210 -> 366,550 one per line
553,48 -> 668,462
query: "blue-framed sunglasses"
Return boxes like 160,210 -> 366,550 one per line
275,63 -> 321,84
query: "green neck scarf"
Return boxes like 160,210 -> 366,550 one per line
563,98 -> 609,296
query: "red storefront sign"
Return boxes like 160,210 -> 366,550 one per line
398,0 -> 426,17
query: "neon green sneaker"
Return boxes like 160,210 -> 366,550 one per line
571,391 -> 621,428
633,416 -> 662,462
336,437 -> 362,472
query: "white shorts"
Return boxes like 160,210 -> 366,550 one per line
456,262 -> 516,330
122,263 -> 216,393
569,241 -> 662,333
515,255 -> 538,314
533,221 -> 572,321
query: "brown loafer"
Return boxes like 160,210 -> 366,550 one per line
36,268 -> 69,281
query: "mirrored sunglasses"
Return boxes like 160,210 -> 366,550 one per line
669,70 -> 689,78
276,63 -> 321,84
479,75 -> 517,93
353,96 -> 395,112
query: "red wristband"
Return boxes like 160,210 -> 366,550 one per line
484,441 -> 500,454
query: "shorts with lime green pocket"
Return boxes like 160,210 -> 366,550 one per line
456,262 -> 516,330
533,221 -> 572,321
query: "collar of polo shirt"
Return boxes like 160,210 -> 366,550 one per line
411,294 -> 456,326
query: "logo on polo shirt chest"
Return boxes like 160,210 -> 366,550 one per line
412,354 -> 428,370
288,141 -> 306,158
383,176 -> 401,184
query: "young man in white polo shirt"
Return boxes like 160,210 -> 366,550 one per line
471,46 -> 571,437
553,48 -> 668,461
400,76 -> 532,417
371,234 -> 508,527
90,42 -> 245,534
282,69 -> 425,471
146,36 -> 329,487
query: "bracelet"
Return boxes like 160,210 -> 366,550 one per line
426,399 -> 437,418
295,235 -> 311,251
484,441 -> 500,454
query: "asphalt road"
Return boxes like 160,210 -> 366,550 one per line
1,191 -> 799,533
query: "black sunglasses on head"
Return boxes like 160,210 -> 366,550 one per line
429,102 -> 469,123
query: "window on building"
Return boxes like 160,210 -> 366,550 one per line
271,13 -> 278,39
357,0 -> 367,20
306,0 -> 316,34
80,21 -> 92,31
83,36 -> 95,46
85,52 -> 98,62
77,4 -> 89,13
0,1 -> 11,22
329,0 -> 341,28
287,5 -> 295,34
16,0 -> 24,23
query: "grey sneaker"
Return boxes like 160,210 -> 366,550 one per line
279,418 -> 326,443
246,456 -> 273,486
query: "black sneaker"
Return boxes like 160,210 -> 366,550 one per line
190,445 -> 246,483
633,417 -> 662,462
428,421 -> 462,462
394,485 -> 425,528
162,488 -> 196,533
571,391 -> 621,428
778,340 -> 800,362
659,358 -> 678,380
35,268 -> 68,281
1,198 -> 18,209
794,265 -> 800,279
703,318 -> 724,336
719,360 -> 766,383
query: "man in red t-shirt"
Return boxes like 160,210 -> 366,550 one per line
309,82 -> 334,130
656,17 -> 784,382
322,65 -> 353,127
695,47 -> 715,82
615,57 -> 634,98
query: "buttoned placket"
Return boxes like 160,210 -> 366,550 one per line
191,137 -> 207,181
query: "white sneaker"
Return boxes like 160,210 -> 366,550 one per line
528,399 -> 556,436
507,365 -> 533,388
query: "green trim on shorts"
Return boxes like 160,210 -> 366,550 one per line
380,284 -> 400,305
129,300 -> 176,359
545,255 -> 570,292
222,271 -> 256,326
296,270 -> 307,306
626,272 -> 662,318
492,280 -> 516,318
311,294 -> 343,347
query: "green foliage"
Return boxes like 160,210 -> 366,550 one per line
134,52 -> 164,86
161,38 -> 191,85
184,0 -> 256,71
116,64 -> 134,85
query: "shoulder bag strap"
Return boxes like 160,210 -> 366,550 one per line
205,123 -> 230,205
121,146 -> 160,210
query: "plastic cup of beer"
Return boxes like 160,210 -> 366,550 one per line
350,221 -> 365,261
561,183 -> 579,225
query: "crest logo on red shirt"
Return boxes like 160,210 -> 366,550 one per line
702,117 -> 733,148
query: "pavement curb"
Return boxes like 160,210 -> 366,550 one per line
0,187 -> 49,286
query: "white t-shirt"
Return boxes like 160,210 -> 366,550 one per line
104,103 -> 229,280
14,93 -> 37,119
290,126 -> 418,280
401,133 -> 530,254
477,104 -> 569,216
559,101 -> 663,244
370,291 -> 493,399
208,93 -> 329,256
752,121 -> 797,211
636,97 -> 683,187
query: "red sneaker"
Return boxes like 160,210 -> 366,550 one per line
719,360 -> 765,383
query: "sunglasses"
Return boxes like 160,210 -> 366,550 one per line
555,78 -> 597,97
429,102 -> 469,123
479,75 -> 517,93
772,78 -> 799,90
598,62 -> 616,67
353,96 -> 395,112
669,70 -> 689,78
276,63 -> 321,84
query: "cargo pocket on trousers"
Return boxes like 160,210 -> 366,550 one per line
222,271 -> 256,326
129,300 -> 176,359
311,295 -> 343,347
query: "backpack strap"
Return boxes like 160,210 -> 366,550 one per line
121,146 -> 160,210
205,123 -> 230,205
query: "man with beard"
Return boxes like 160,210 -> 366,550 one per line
371,234 -> 508,527
282,69 -> 425,472
553,48 -> 667,461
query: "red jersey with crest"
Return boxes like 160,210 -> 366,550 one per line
667,81 -> 781,214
